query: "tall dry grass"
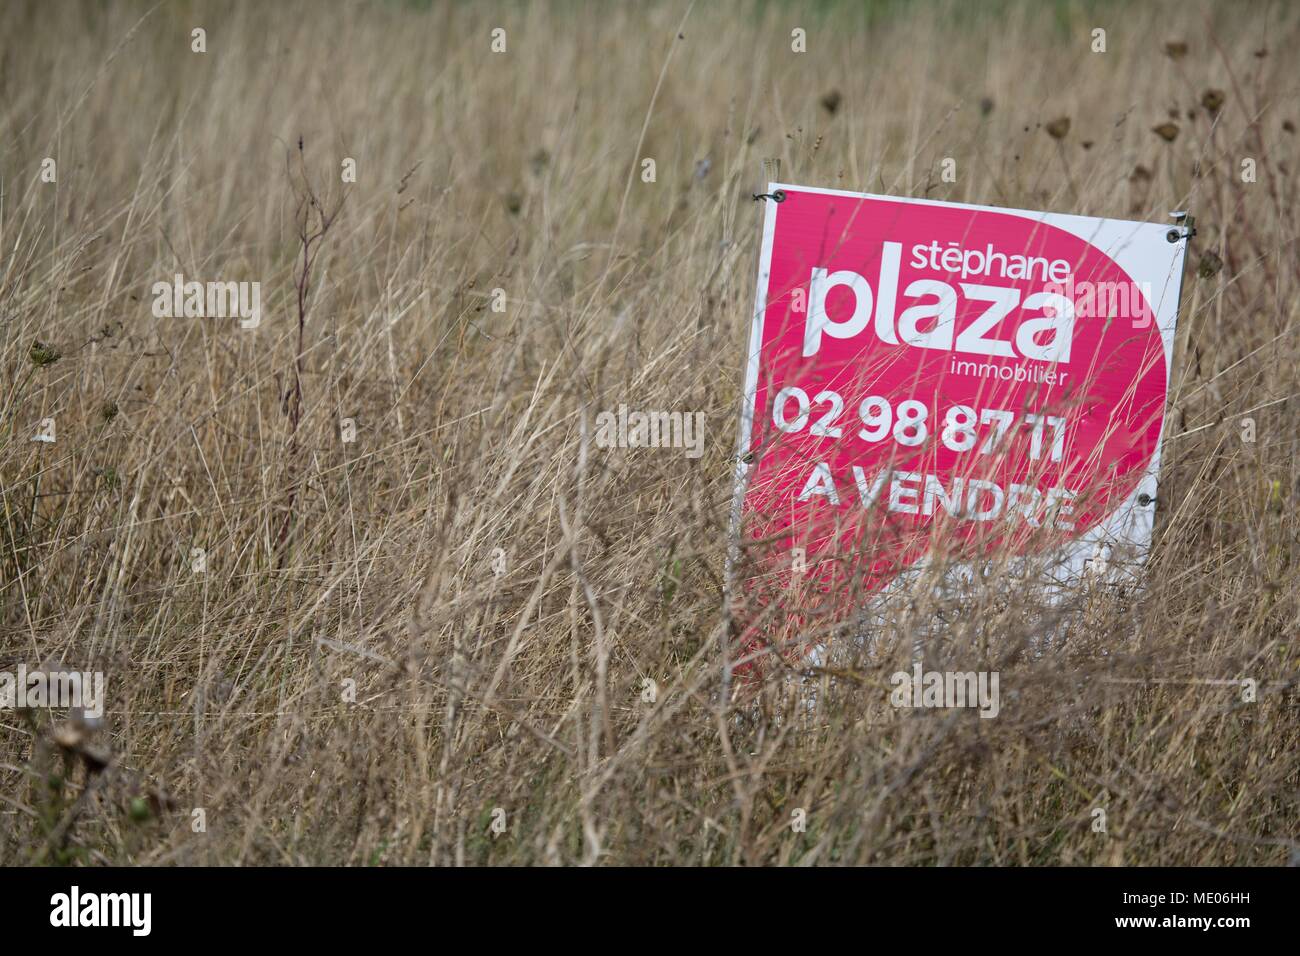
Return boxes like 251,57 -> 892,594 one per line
0,0 -> 1296,865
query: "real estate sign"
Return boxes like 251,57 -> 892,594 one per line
733,185 -> 1188,618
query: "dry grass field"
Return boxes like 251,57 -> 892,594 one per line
0,0 -> 1296,865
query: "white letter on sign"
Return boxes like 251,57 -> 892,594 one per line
804,268 -> 873,356
897,280 -> 958,351
873,240 -> 902,345
1016,292 -> 1074,362
955,284 -> 1019,357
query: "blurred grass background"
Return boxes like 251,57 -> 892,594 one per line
0,0 -> 1296,864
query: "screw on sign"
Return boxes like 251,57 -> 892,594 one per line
731,185 -> 1188,667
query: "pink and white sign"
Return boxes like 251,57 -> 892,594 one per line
732,184 -> 1187,629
